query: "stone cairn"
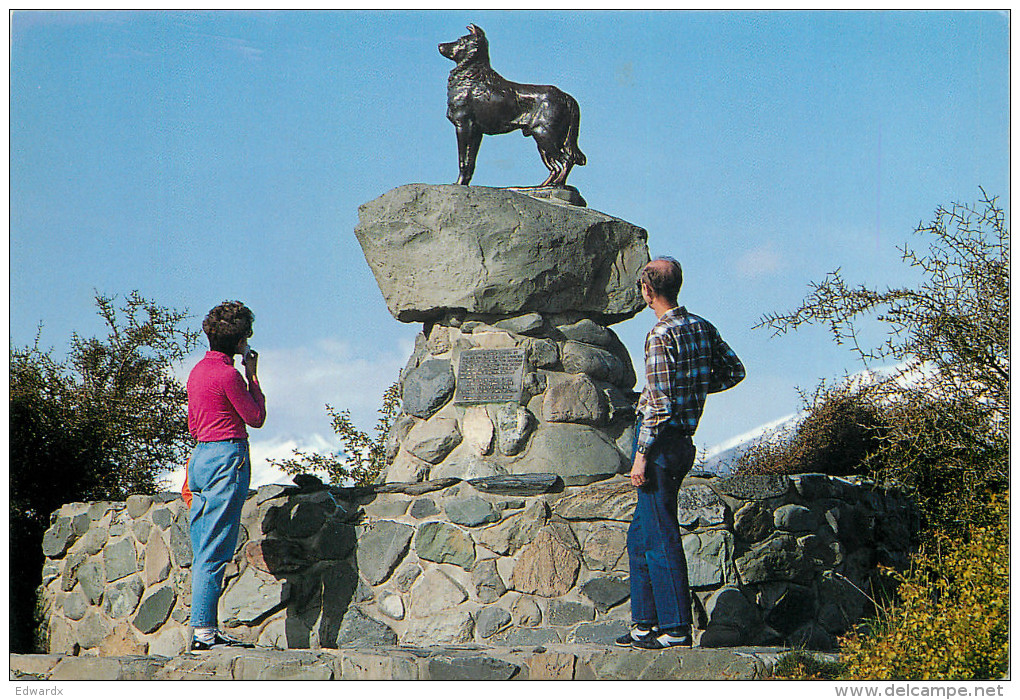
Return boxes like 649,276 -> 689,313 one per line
37,184 -> 918,656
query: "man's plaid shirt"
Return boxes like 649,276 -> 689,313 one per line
636,306 -> 745,453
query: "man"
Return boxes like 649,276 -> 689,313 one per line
186,300 -> 266,651
618,257 -> 745,649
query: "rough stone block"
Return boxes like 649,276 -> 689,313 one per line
148,626 -> 187,657
547,599 -> 596,626
561,341 -> 627,386
8,655 -> 64,680
379,593 -> 405,620
579,576 -> 630,613
494,313 -> 545,336
556,318 -> 614,346
582,524 -> 628,572
734,501 -> 774,543
444,495 -> 499,527
357,521 -> 414,585
682,530 -> 734,588
409,567 -> 468,617
132,585 -> 177,634
529,651 -> 577,680
77,611 -> 111,649
511,424 -> 624,486
98,622 -> 148,656
473,558 -> 507,603
415,521 -> 476,569
428,655 -> 521,681
82,526 -> 110,555
461,406 -> 495,455
511,596 -> 543,627
42,518 -> 76,558
467,473 -> 561,496
406,416 -> 463,464
401,610 -> 474,645
510,526 -> 581,597
409,498 -> 439,519
774,504 -> 820,532
764,583 -> 816,635
312,519 -> 358,561
340,650 -> 421,680
103,575 -> 144,619
125,495 -> 153,519
475,500 -> 547,556
735,534 -> 813,585
402,360 -> 455,419
77,559 -> 106,605
393,562 -> 422,593
169,519 -> 192,567
220,567 -> 289,626
233,651 -> 335,680
476,606 -> 513,638
553,477 -> 635,521
355,184 -> 648,324
150,508 -> 172,529
492,404 -> 535,456
143,532 -> 171,585
335,607 -> 398,647
492,626 -> 562,647
543,373 -> 609,425
569,620 -> 629,646
714,474 -> 791,500
62,588 -> 88,621
677,484 -> 730,528
59,551 -> 87,592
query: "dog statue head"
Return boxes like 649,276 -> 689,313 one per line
439,24 -> 489,65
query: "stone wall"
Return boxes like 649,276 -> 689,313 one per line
38,470 -> 916,657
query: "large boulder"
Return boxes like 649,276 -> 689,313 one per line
509,424 -> 626,486
355,184 -> 650,324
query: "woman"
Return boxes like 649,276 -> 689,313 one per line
186,300 -> 266,651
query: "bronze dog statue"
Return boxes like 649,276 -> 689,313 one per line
439,24 -> 586,187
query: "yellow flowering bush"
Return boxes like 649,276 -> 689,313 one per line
838,496 -> 1009,680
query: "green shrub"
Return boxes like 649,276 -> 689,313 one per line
771,650 -> 846,680
10,292 -> 198,652
838,495 -> 1009,680
734,381 -> 885,477
867,396 -> 1007,540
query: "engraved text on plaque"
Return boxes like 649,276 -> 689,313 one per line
454,348 -> 526,404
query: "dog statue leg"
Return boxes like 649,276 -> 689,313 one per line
537,150 -> 557,187
554,161 -> 573,186
456,125 -> 483,185
534,132 -> 562,187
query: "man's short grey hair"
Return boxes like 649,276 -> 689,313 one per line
641,256 -> 683,302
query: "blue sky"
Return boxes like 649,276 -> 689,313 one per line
10,10 -> 1010,487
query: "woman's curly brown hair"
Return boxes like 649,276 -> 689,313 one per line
202,301 -> 254,355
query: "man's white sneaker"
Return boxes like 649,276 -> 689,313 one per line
615,624 -> 657,647
632,628 -> 692,649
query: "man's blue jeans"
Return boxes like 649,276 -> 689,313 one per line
188,439 -> 251,628
627,427 -> 695,631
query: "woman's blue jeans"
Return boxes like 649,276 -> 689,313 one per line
188,439 -> 251,628
627,427 -> 695,631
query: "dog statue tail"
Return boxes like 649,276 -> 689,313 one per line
564,94 -> 587,168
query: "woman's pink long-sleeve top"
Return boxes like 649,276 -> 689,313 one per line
187,351 -> 266,442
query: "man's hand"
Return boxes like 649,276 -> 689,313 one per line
630,452 -> 647,488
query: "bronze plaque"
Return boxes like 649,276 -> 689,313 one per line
455,348 -> 526,404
